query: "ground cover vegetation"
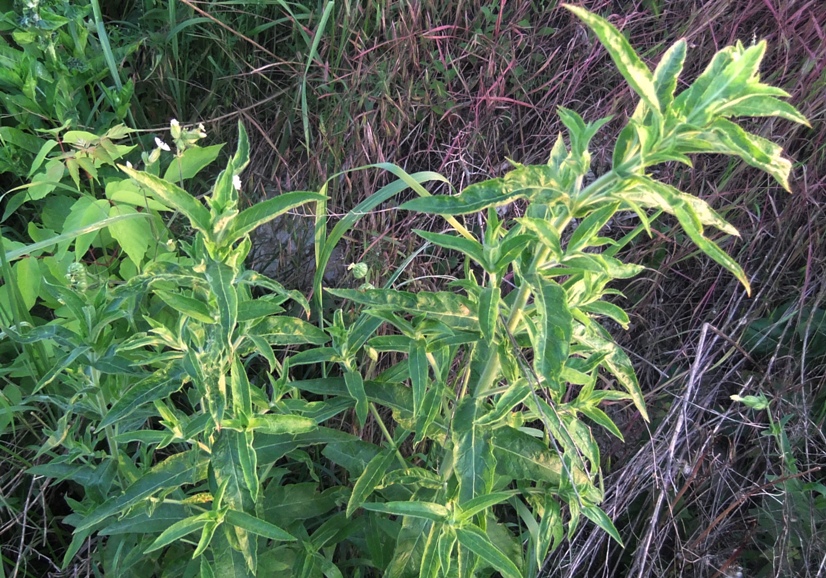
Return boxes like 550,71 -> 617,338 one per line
0,1 -> 823,577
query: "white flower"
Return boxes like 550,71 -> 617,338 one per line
126,161 -> 133,169
171,119 -> 180,128
233,175 -> 242,191
197,123 -> 207,138
154,137 -> 171,152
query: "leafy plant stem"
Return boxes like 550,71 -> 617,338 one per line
369,402 -> 408,469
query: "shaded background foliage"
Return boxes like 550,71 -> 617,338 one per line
0,0 -> 824,576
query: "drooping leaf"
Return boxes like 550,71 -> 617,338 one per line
344,370 -> 368,429
144,512 -> 211,553
491,426 -> 585,485
225,509 -> 296,542
529,276 -> 572,391
415,230 -> 485,268
99,366 -> 186,429
155,290 -> 215,324
582,505 -> 624,547
223,192 -> 325,246
455,524 -> 522,578
457,491 -> 519,522
163,144 -> 224,182
716,94 -> 810,126
362,501 -> 449,522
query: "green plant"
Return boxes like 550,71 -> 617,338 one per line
1,5 -> 807,577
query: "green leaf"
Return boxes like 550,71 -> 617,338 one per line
162,144 -> 224,182
62,197 -> 111,259
99,366 -> 185,429
475,380 -> 531,425
120,165 -> 212,236
414,230 -> 485,268
247,414 -> 317,435
225,509 -> 296,542
107,204 -> 152,267
672,202 -> 750,294
223,192 -> 325,246
230,358 -> 252,418
716,94 -> 810,126
249,316 -> 329,345
362,501 -> 449,522
144,512 -> 210,553
579,301 -> 630,329
385,516 -> 430,578
457,491 -> 519,522
455,524 -> 523,578
582,505 -> 624,547
155,290 -> 215,324
13,257 -> 40,311
328,288 -> 478,331
344,370 -> 368,429
579,406 -> 624,441
212,530 -> 254,578
516,218 -> 562,259
692,41 -> 766,123
211,430 -> 257,573
346,448 -> 395,517
567,202 -> 620,253
530,276 -> 572,390
420,522 -> 442,578
564,5 -> 660,115
236,299 -> 285,322
453,398 -> 495,505
478,286 -> 499,343
409,339 -> 428,419
76,451 -> 207,531
206,260 -> 237,347
653,40 -> 686,111
491,426 -> 582,485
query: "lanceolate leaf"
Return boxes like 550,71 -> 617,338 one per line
206,260 -> 237,348
120,165 -> 212,237
478,286 -> 499,343
144,512 -> 210,553
582,505 -> 624,547
414,230 -> 485,268
155,290 -> 215,324
491,426 -> 585,485
223,192 -> 325,245
99,366 -> 186,429
653,40 -> 686,110
225,510 -> 296,542
249,316 -> 329,345
453,398 -> 495,505
362,501 -> 449,522
455,524 -> 522,578
530,276 -> 572,391
345,370 -> 368,429
347,448 -> 395,517
716,94 -> 810,126
565,5 -> 660,115
247,414 -> 317,435
409,339 -> 428,419
76,451 -> 208,532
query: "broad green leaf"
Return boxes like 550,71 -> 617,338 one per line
206,260 -> 237,347
409,339 -> 428,419
582,505 -> 624,546
653,40 -> 686,110
98,503 -> 188,536
478,286 -> 498,343
225,509 -> 296,541
120,165 -> 212,236
108,204 -> 152,266
564,5 -> 660,115
62,197 -> 111,259
457,491 -> 519,522
716,94 -> 810,126
212,530 -> 254,578
455,524 -> 522,578
144,512 -> 210,553
99,366 -> 185,429
76,451 -> 207,531
223,192 -> 325,246
415,230 -> 485,268
673,45 -> 736,117
453,397 -> 495,505
27,139 -> 59,179
13,256 -> 40,310
247,414 -> 317,435
346,448 -> 395,517
27,159 -> 64,201
155,290 -> 215,324
344,370 -> 368,428
495,233 -> 533,272
263,483 -> 347,523
162,144 -> 224,182
255,426 -> 357,464
362,501 -> 449,522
